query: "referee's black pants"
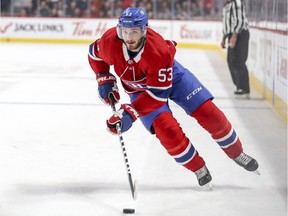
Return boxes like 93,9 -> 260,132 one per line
227,29 -> 250,93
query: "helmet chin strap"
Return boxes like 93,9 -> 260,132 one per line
141,25 -> 147,36
116,25 -> 123,39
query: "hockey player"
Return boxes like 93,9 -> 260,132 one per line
88,7 -> 259,186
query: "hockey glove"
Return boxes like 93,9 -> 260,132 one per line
107,104 -> 139,134
97,73 -> 120,105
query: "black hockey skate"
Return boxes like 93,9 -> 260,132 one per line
195,165 -> 212,186
234,152 -> 260,175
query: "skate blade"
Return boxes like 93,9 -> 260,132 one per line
207,183 -> 213,191
253,170 -> 260,175
203,182 -> 213,191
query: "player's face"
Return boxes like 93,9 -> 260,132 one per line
121,27 -> 144,51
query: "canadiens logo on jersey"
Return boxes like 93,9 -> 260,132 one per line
117,56 -> 148,92
121,65 -> 147,92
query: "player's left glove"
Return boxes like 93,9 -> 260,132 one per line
107,104 -> 139,134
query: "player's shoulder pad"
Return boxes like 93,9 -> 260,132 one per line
144,28 -> 176,62
94,27 -> 122,60
98,27 -> 118,45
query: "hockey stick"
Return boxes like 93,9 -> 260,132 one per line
109,94 -> 138,200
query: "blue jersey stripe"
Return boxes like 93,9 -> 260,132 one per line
89,43 -> 95,57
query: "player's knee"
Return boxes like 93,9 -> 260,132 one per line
192,100 -> 226,126
153,112 -> 187,149
153,112 -> 180,136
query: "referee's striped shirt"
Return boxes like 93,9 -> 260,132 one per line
222,0 -> 249,37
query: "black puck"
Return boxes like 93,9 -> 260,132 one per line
123,208 -> 135,214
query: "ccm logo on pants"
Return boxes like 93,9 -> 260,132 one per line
186,87 -> 202,100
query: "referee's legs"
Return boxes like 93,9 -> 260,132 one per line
228,30 -> 250,93
227,44 -> 238,87
233,30 -> 250,93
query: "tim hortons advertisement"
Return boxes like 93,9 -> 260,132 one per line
1,17 -> 220,45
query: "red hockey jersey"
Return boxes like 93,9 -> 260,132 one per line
88,27 -> 176,116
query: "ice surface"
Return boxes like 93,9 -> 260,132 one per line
0,43 -> 287,216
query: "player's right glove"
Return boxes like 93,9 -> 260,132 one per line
107,104 -> 139,134
96,73 -> 120,105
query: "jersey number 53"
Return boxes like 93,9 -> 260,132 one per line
158,67 -> 173,82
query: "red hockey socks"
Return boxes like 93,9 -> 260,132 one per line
191,100 -> 243,159
153,112 -> 205,172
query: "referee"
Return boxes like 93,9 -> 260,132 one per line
221,0 -> 250,98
